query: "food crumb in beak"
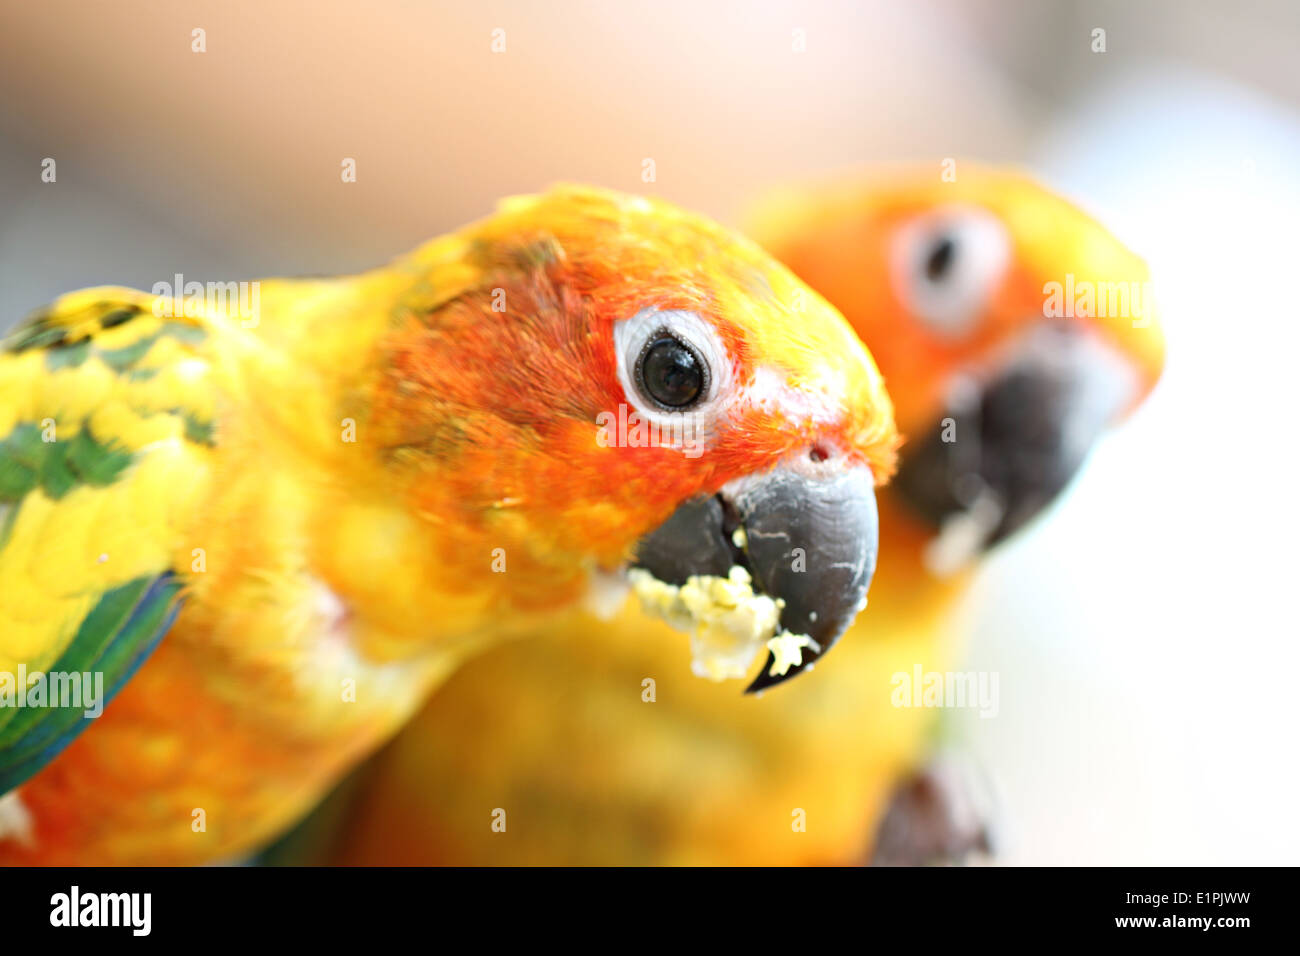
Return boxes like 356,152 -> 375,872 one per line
628,566 -> 813,682
766,631 -> 820,678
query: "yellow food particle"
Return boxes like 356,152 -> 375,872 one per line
765,631 -> 820,678
629,565 -> 787,681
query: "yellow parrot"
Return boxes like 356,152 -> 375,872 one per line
311,167 -> 1166,865
0,185 -> 898,864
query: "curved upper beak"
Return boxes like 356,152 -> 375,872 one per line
893,319 -> 1141,569
633,458 -> 879,693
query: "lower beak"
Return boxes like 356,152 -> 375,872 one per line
633,456 -> 879,692
892,319 -> 1140,567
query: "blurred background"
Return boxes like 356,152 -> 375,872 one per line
2,0 -> 1297,863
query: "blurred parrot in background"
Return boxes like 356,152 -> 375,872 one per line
303,166 -> 1166,866
0,185 -> 899,864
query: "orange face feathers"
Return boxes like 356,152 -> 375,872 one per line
363,185 -> 897,582
749,166 -> 1167,560
748,166 -> 1165,439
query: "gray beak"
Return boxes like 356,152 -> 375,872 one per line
893,319 -> 1139,552
634,457 -> 879,693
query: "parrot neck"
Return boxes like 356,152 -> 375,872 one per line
192,267 -> 592,669
870,493 -> 976,618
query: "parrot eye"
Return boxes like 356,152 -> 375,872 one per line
924,235 -> 956,282
893,208 -> 1011,339
636,333 -> 707,409
612,308 -> 730,448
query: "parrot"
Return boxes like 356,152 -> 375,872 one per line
0,184 -> 899,864
304,166 -> 1166,866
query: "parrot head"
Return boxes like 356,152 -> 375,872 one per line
749,166 -> 1165,573
365,185 -> 897,686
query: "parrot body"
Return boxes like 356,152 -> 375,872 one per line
316,522 -> 958,865
0,186 -> 897,863
316,167 -> 1166,866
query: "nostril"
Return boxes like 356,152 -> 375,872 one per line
809,444 -> 831,463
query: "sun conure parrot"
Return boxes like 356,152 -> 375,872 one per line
0,184 -> 899,865
305,166 -> 1166,866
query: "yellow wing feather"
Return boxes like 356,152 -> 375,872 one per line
0,289 -> 215,788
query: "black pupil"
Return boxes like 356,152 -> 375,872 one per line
925,235 -> 956,282
642,336 -> 703,408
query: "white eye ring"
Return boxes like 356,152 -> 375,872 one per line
612,308 -> 731,440
891,207 -> 1011,339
